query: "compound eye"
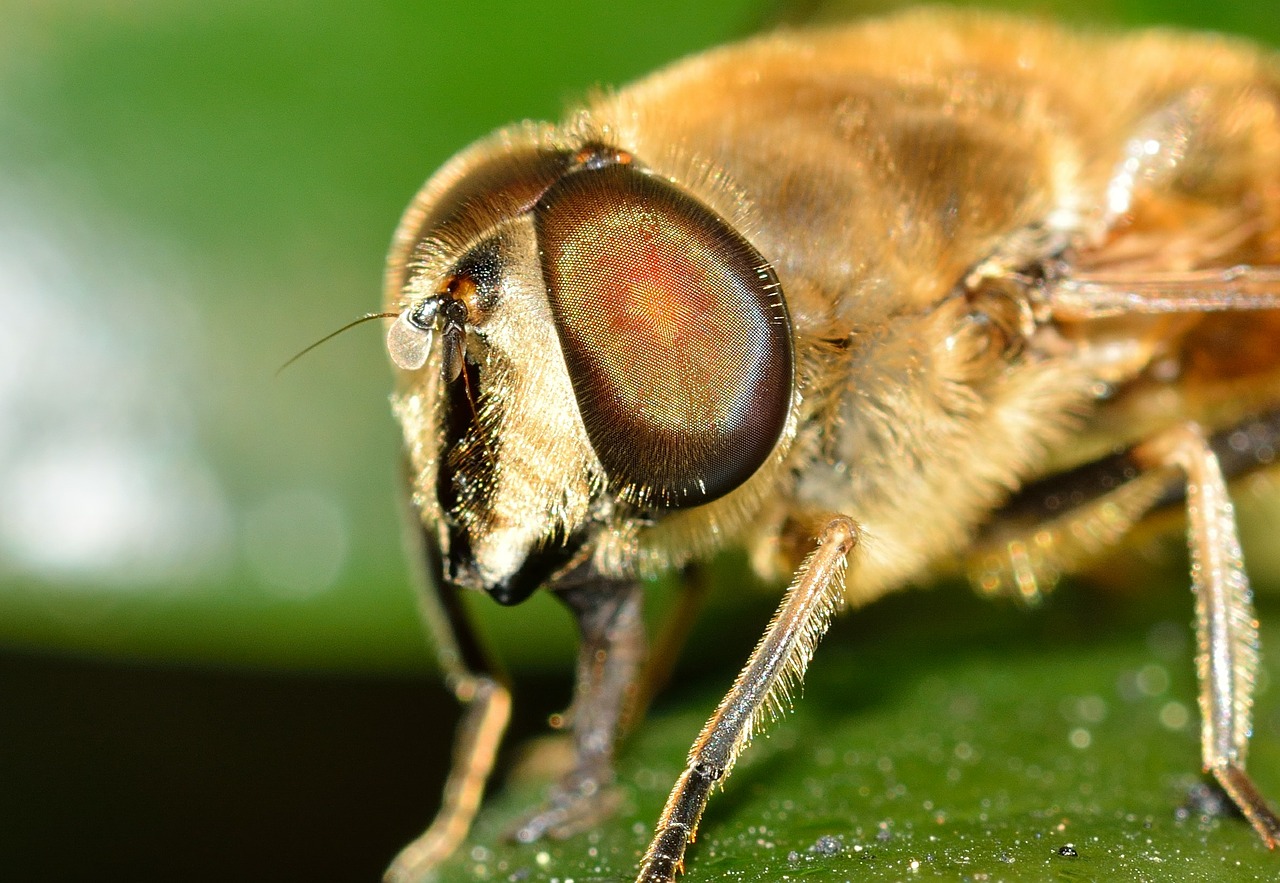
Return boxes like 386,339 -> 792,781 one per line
536,163 -> 793,508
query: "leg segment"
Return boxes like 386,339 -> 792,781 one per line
635,517 -> 857,883
1133,424 -> 1280,846
972,408 -> 1280,604
385,508 -> 512,883
973,418 -> 1280,843
512,575 -> 646,843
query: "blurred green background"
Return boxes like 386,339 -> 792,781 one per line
1,1 -> 1279,881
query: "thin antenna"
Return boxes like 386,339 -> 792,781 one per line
276,312 -> 399,376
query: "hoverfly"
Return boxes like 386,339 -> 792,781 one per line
378,9 -> 1280,882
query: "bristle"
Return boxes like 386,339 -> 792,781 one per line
698,530 -> 850,780
1216,498 -> 1259,761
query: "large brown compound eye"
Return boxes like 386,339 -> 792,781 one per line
535,163 -> 794,508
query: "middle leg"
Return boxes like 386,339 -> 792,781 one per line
512,574 -> 646,843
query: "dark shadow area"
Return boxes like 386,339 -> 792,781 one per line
0,651 -> 552,882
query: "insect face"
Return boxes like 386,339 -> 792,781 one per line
387,133 -> 794,605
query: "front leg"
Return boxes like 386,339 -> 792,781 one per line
385,500 -> 512,883
512,574 -> 646,843
636,517 -> 857,883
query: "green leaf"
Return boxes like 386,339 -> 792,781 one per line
427,583 -> 1280,882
